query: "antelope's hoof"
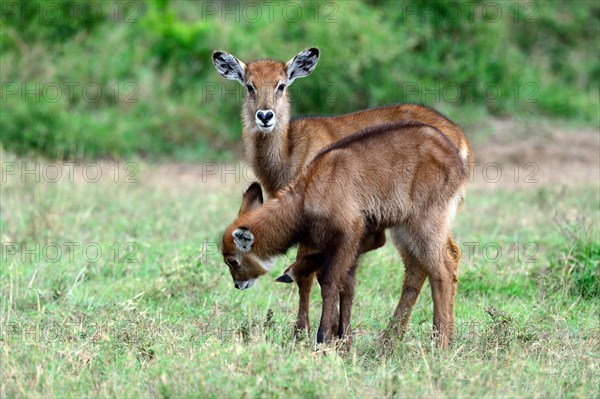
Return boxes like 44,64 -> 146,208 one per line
275,274 -> 294,283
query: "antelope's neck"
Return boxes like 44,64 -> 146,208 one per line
243,123 -> 292,196
248,192 -> 303,258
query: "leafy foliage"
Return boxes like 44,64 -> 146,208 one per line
1,0 -> 598,159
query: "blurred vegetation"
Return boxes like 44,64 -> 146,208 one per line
1,0 -> 599,160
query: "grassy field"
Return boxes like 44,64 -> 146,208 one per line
1,118 -> 599,397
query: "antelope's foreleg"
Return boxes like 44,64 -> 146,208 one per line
293,245 -> 316,336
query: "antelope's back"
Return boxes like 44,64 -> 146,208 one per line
289,104 -> 472,181
300,122 -> 468,227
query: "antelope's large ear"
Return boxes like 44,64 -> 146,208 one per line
286,47 -> 319,84
212,50 -> 247,85
239,182 -> 263,215
232,227 -> 254,252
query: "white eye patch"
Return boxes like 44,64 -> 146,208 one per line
247,253 -> 274,273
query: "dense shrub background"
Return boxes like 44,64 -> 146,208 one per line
1,0 -> 599,159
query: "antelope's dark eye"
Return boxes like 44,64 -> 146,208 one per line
246,84 -> 255,94
277,83 -> 286,92
227,259 -> 239,268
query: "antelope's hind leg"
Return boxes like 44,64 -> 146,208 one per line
336,258 -> 359,350
427,235 -> 460,348
384,243 -> 428,343
277,252 -> 325,283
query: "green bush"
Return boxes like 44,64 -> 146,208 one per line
1,0 -> 106,46
1,0 -> 598,159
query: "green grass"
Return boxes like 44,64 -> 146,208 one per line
1,149 -> 598,397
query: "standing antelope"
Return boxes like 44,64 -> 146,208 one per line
222,122 -> 468,347
212,48 -> 472,335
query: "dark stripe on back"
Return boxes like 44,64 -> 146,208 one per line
310,121 -> 465,175
291,103 -> 459,129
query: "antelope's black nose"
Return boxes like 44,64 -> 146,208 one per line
234,283 -> 240,289
256,110 -> 274,123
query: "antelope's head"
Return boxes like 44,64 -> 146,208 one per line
212,48 -> 320,133
221,183 -> 274,290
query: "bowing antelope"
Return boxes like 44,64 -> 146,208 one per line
222,122 -> 468,347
